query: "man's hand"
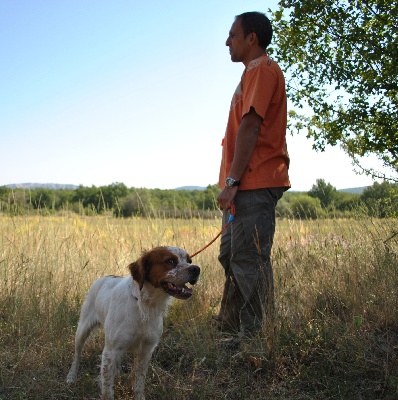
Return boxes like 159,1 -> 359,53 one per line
217,186 -> 238,210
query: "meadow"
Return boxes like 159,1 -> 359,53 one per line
0,213 -> 397,399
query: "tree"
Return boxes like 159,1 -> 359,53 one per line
72,186 -> 102,210
308,179 -> 337,208
270,0 -> 398,181
360,181 -> 398,217
100,182 -> 128,210
290,194 -> 324,219
333,191 -> 361,212
202,184 -> 220,210
31,189 -> 55,210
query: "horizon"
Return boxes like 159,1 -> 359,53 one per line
3,181 -> 372,193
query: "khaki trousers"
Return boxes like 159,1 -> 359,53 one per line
218,188 -> 284,337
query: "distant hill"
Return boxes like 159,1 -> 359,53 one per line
338,186 -> 368,194
5,183 -> 79,190
175,186 -> 206,191
3,183 -> 207,191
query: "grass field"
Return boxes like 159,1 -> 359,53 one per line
1,214 -> 397,399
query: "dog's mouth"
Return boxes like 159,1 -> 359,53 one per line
161,281 -> 195,299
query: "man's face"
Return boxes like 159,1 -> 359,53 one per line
226,18 -> 250,63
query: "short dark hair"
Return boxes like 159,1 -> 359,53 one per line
235,11 -> 273,50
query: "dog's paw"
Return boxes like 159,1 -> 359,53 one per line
66,369 -> 77,384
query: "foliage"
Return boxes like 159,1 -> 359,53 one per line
288,193 -> 324,219
0,184 -> 221,218
333,190 -> 363,212
270,0 -> 398,181
361,180 -> 398,217
308,178 -> 337,208
278,180 -> 398,218
1,180 -> 398,219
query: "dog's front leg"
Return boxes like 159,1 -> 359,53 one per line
133,347 -> 156,400
101,347 -> 123,400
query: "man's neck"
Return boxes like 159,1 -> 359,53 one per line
242,49 -> 266,67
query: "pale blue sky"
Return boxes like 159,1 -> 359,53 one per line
0,0 -> 383,190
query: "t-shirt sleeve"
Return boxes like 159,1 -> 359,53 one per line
241,65 -> 277,119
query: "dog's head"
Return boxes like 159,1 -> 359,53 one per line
128,246 -> 200,300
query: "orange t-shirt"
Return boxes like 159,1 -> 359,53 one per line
219,54 -> 290,190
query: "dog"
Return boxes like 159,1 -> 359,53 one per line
66,246 -> 200,400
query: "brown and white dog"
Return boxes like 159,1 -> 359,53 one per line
66,246 -> 200,400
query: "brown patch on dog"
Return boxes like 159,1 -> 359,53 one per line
128,247 -> 180,290
128,260 -> 145,290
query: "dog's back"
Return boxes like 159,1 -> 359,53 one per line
80,276 -> 126,327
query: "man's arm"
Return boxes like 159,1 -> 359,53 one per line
217,107 -> 263,210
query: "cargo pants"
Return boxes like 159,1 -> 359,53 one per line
218,188 -> 284,338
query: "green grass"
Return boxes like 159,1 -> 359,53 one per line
0,214 -> 397,399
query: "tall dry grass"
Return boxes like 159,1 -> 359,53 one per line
0,213 -> 397,399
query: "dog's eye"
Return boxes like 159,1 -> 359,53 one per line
166,259 -> 176,265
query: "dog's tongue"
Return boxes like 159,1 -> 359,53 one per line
181,285 -> 192,296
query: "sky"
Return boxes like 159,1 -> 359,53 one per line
0,0 -> 387,191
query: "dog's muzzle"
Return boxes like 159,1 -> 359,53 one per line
161,265 -> 200,299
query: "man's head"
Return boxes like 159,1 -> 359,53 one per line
236,12 -> 273,51
226,11 -> 272,65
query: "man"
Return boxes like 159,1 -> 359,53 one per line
216,12 -> 290,341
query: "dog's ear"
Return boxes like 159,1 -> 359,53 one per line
129,260 -> 146,290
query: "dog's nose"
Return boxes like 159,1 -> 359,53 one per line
189,265 -> 200,276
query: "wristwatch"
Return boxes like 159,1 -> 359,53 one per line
225,177 -> 240,188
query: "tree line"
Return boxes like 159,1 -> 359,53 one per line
0,180 -> 397,219
0,183 -> 220,218
280,179 -> 398,219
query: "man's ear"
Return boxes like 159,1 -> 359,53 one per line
249,32 -> 258,46
129,260 -> 145,290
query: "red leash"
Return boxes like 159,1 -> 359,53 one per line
190,205 -> 235,258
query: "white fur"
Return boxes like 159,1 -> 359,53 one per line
66,246 -> 200,400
